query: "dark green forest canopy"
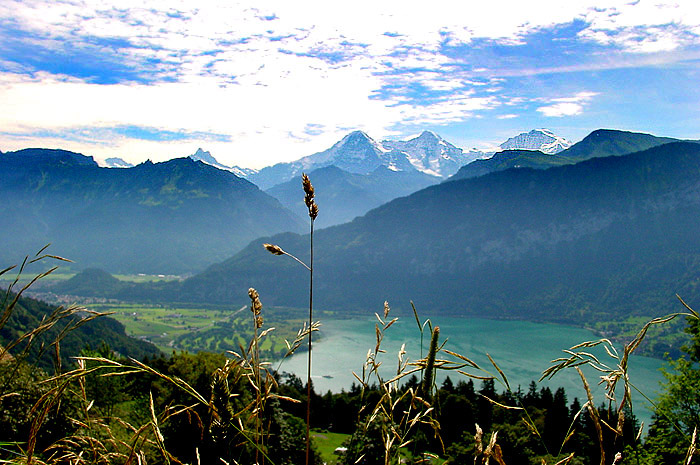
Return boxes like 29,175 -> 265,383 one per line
0,292 -> 160,371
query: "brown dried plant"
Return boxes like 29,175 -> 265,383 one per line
540,296 -> 700,465
263,172 -> 319,465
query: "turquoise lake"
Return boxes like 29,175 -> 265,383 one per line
278,316 -> 667,430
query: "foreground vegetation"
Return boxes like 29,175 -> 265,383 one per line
1,256 -> 699,463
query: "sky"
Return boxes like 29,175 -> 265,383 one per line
1,0 -> 700,169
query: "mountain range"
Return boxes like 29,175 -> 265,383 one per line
248,130 -> 484,190
176,129 -> 575,227
266,164 -> 438,228
0,149 -> 304,274
164,136 -> 700,325
450,129 -> 679,181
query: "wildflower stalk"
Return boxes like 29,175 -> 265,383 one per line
249,288 -> 264,464
421,325 -> 440,401
263,173 -> 318,465
302,173 -> 317,465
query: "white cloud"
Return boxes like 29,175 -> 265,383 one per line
536,92 -> 598,117
1,1 -> 699,165
581,1 -> 700,52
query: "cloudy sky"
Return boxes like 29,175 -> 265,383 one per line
1,0 -> 700,168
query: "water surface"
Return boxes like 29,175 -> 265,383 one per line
279,316 -> 666,429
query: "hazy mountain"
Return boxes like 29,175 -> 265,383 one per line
450,129 -> 682,182
249,130 -> 479,189
266,165 -> 439,228
499,129 -> 571,154
189,148 -> 258,178
449,149 -> 571,181
557,128 -> 678,160
103,157 -> 133,168
176,141 -> 700,324
0,148 -> 304,274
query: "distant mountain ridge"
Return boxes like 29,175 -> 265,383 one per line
189,148 -> 257,178
450,129 -> 682,182
190,148 -> 228,170
0,149 -> 304,274
266,164 -> 439,228
103,157 -> 133,168
249,130 -> 483,189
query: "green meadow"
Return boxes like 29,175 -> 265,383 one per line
93,302 -> 309,357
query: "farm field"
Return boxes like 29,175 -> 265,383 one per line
93,302 -> 310,358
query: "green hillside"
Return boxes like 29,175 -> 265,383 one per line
0,149 -> 304,274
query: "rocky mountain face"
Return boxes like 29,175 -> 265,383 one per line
249,130 -> 482,189
499,129 -> 572,154
381,130 -> 476,177
189,148 -> 258,178
0,149 -> 304,274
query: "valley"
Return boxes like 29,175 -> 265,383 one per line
4,5 -> 700,462
3,126 -> 700,464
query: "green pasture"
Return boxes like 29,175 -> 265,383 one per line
92,303 -> 308,358
311,430 -> 350,465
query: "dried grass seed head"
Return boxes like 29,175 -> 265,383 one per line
302,173 -> 319,219
302,173 -> 314,206
263,243 -> 285,255
302,173 -> 314,198
248,288 -> 262,315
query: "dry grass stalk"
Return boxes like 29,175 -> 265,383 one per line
540,303 -> 700,464
348,304 -> 446,464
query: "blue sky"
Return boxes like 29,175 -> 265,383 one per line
1,0 -> 700,168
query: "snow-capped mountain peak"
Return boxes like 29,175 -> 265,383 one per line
190,148 -> 229,170
249,130 -> 487,189
415,130 -> 440,142
499,129 -> 572,154
382,131 -> 480,177
101,157 -> 133,168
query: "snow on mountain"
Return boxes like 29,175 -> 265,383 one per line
382,130 -> 482,177
303,130 -> 389,174
499,129 -> 572,154
102,157 -> 133,168
230,165 -> 258,178
189,148 -> 258,178
250,130 -> 482,189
